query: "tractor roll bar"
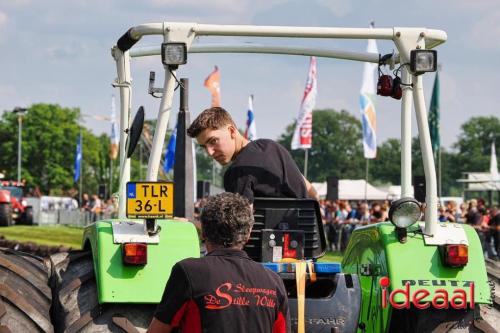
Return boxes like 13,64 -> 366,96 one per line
113,22 -> 447,240
116,23 -> 447,51
130,44 -> 385,64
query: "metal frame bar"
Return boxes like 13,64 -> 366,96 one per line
113,22 -> 447,239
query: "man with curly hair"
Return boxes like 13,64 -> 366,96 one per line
148,193 -> 290,333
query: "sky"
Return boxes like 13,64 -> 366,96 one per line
1,0 -> 499,150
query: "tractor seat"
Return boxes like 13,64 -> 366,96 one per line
244,198 -> 327,262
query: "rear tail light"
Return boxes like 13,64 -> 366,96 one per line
122,243 -> 147,265
443,244 -> 468,267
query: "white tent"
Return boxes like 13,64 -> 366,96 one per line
312,179 -> 389,201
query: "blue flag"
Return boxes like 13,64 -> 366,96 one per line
74,134 -> 82,183
163,124 -> 177,173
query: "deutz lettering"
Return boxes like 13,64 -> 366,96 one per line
401,279 -> 474,287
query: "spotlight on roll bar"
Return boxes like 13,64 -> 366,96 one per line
410,50 -> 437,74
161,42 -> 187,68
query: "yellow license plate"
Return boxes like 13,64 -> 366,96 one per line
126,182 -> 174,219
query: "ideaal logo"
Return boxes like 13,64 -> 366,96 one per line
204,282 -> 277,310
379,276 -> 475,310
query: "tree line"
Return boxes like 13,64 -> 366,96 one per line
0,104 -> 498,197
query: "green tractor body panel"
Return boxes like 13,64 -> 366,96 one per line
342,222 -> 491,333
82,219 -> 200,304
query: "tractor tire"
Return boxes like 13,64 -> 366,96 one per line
21,206 -> 34,225
50,251 -> 156,333
0,248 -> 54,332
0,203 -> 13,227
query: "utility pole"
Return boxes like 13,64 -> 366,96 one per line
13,107 -> 27,183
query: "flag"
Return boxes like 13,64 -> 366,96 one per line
74,134 -> 82,183
204,66 -> 221,107
291,57 -> 317,150
244,95 -> 257,141
110,95 -> 119,160
428,72 -> 440,156
163,124 -> 177,173
491,142 -> 499,182
359,22 -> 378,159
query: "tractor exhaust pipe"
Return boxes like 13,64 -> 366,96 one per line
173,78 -> 194,220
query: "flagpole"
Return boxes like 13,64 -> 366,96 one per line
79,132 -> 83,205
109,158 -> 113,199
438,148 -> 442,197
304,149 -> 309,178
365,159 -> 369,204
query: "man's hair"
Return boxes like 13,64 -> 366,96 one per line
200,192 -> 254,248
187,107 -> 236,138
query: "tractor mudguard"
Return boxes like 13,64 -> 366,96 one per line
82,219 -> 200,303
342,222 -> 492,333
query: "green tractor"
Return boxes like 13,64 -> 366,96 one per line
0,21 -> 496,333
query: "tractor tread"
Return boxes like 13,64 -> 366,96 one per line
0,249 -> 53,332
50,251 -> 155,333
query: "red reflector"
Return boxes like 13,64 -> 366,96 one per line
445,245 -> 468,267
283,233 -> 297,259
122,243 -> 147,265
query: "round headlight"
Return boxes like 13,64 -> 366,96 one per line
388,197 -> 421,228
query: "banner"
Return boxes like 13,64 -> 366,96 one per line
74,134 -> 82,183
244,95 -> 257,141
204,66 -> 221,107
359,22 -> 379,159
428,72 -> 440,157
110,95 -> 119,160
163,124 -> 177,173
291,57 -> 317,150
491,142 -> 499,182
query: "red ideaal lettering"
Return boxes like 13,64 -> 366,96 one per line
432,289 -> 449,309
205,283 -> 233,310
380,277 -> 475,310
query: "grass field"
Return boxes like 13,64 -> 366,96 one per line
0,225 -> 84,249
0,225 -> 345,262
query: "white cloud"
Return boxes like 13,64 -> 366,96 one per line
454,0 -> 499,11
3,0 -> 31,7
0,11 -> 8,26
317,0 -> 352,17
469,10 -> 500,49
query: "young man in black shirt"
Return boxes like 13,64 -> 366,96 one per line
147,193 -> 290,333
187,107 -> 318,203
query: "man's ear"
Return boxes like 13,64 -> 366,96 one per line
228,125 -> 237,139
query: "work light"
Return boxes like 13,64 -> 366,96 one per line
161,42 -> 187,68
410,50 -> 437,74
389,197 -> 421,228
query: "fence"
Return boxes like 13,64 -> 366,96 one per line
26,197 -> 116,227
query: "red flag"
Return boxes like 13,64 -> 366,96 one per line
204,66 -> 221,107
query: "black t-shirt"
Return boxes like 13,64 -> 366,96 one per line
224,139 -> 307,203
154,248 -> 290,333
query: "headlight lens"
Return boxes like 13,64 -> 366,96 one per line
410,50 -> 437,74
389,197 -> 421,228
161,42 -> 187,67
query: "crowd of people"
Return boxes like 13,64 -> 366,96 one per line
79,193 -> 118,222
318,197 -> 500,260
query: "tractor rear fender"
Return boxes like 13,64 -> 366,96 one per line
342,222 -> 491,333
82,219 -> 200,304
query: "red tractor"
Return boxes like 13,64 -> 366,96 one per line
0,180 -> 34,225
0,185 -> 13,226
